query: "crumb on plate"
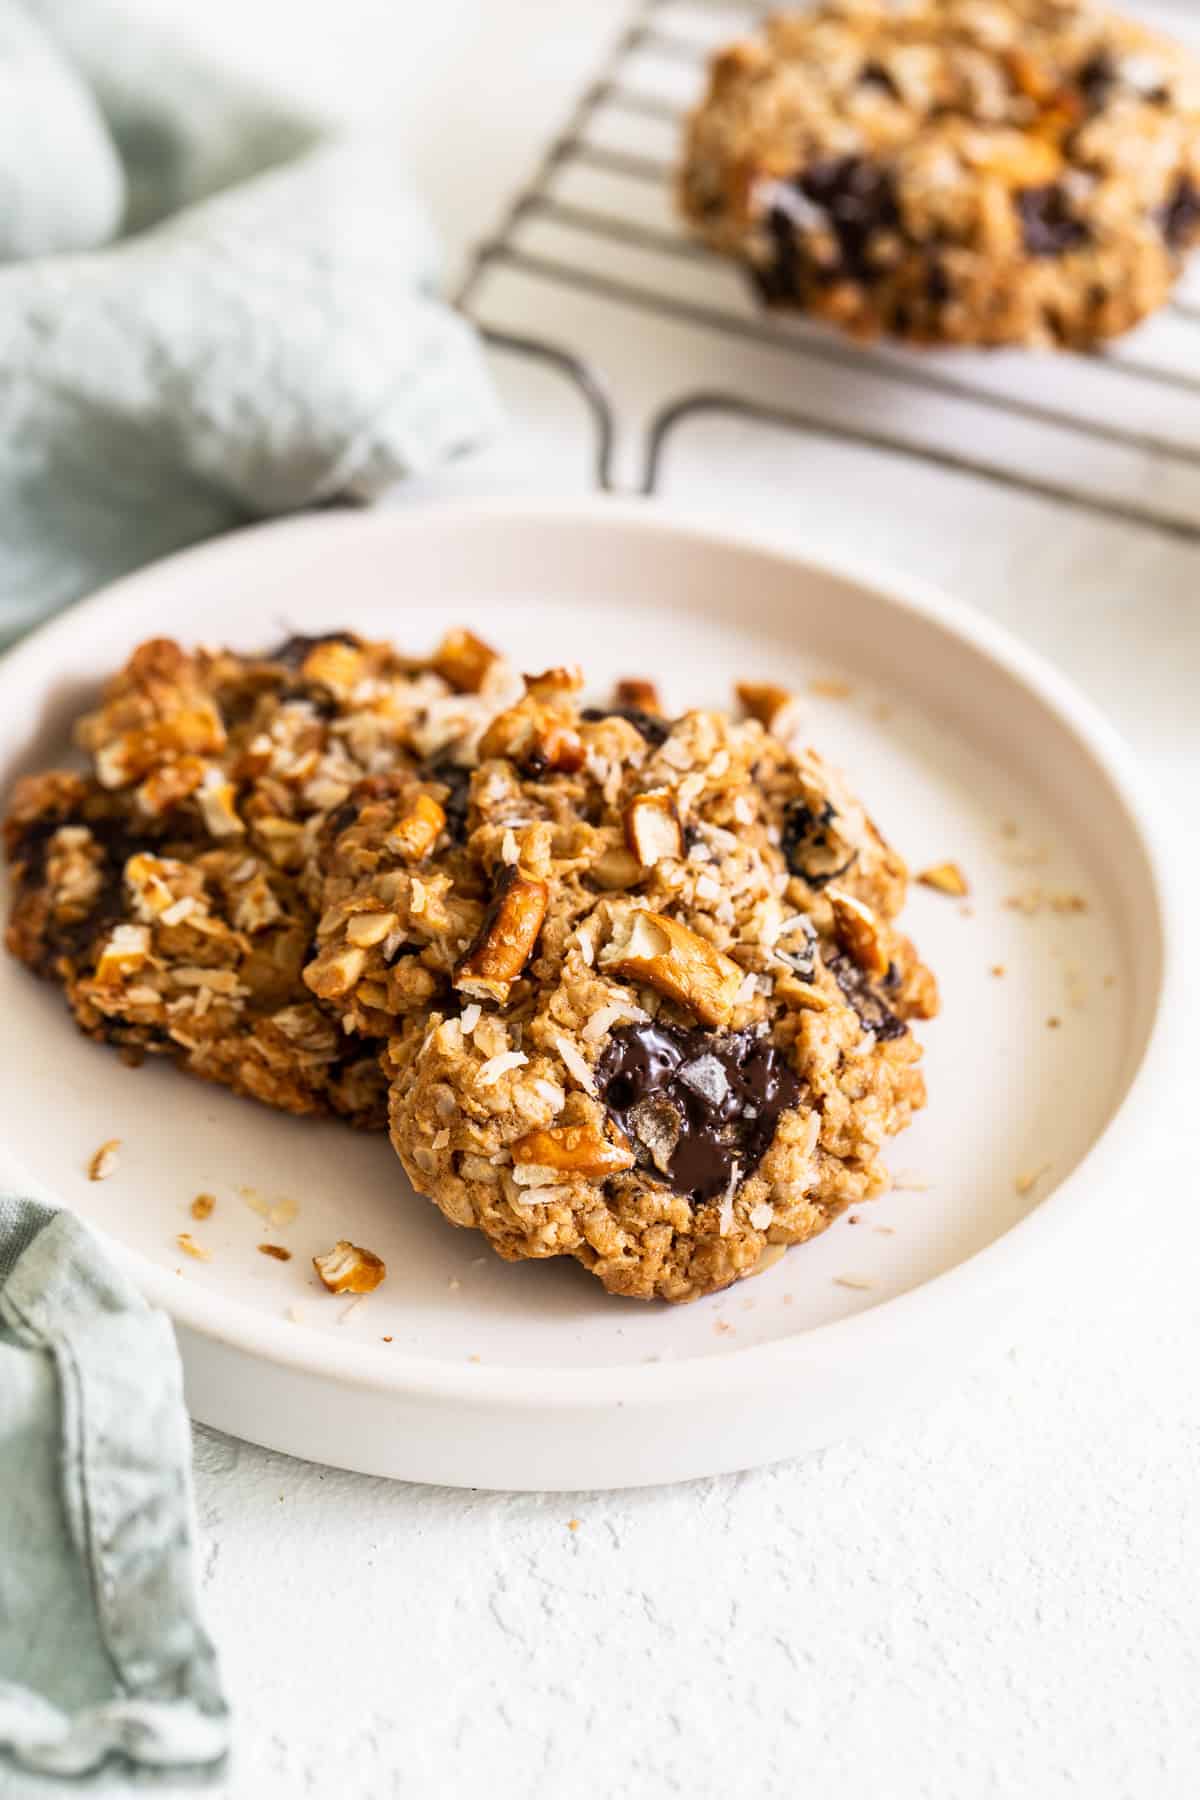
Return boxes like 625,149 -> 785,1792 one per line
87,1138 -> 121,1182
312,1240 -> 386,1295
917,861 -> 969,897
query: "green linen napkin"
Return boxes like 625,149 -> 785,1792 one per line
0,1200 -> 228,1789
0,0 -> 500,646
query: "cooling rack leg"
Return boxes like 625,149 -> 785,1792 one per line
479,327 -> 618,492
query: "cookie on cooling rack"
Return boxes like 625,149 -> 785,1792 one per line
383,670 -> 938,1303
679,0 -> 1200,348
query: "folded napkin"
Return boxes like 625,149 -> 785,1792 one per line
0,0 -> 500,646
0,1200 -> 228,1789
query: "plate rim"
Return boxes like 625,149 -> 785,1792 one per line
0,494 -> 1185,1412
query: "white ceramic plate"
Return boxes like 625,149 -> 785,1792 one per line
0,500 -> 1180,1489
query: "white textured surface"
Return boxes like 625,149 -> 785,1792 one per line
127,1 -> 1200,1794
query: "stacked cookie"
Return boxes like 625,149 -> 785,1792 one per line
5,630 -> 937,1301
679,0 -> 1200,347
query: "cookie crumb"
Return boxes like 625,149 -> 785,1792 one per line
269,1198 -> 299,1228
313,1240 -> 385,1295
191,1193 -> 216,1220
834,1275 -> 875,1291
1050,891 -> 1088,915
258,1243 -> 292,1261
467,1353 -> 481,1363
809,676 -> 853,700
1047,1015 -> 1061,1029
382,1335 -> 393,1343
714,1318 -> 734,1335
87,1138 -> 121,1182
990,964 -> 1006,978
874,1225 -> 895,1236
176,1232 -> 210,1262
917,861 -> 969,897
448,1277 -> 462,1292
1015,1164 -> 1051,1197
567,1518 -> 581,1532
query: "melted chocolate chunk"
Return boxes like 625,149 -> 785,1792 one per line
757,205 -> 801,302
858,60 -> 900,99
1161,176 -> 1200,251
596,1020 -> 800,1205
324,799 -> 359,843
1015,185 -> 1090,258
424,758 -> 472,841
12,813 -> 143,973
265,631 -> 359,672
797,156 -> 901,282
826,952 -> 907,1041
284,685 -> 339,719
780,799 -> 856,890
1077,50 -> 1118,108
581,706 -> 672,747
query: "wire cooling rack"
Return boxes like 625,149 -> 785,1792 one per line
457,0 -> 1200,539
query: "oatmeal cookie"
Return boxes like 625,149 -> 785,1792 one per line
384,676 -> 938,1302
679,0 -> 1200,347
3,628 -> 517,1123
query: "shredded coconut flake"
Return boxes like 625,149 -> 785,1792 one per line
512,1163 -> 562,1188
475,1051 -> 528,1089
582,998 -> 650,1043
160,896 -> 197,927
749,1202 -> 774,1231
460,1004 -> 482,1036
555,1036 -> 597,1097
501,828 -> 519,865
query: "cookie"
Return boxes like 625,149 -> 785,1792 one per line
679,0 -> 1200,347
383,673 -> 938,1303
3,629 -> 517,1124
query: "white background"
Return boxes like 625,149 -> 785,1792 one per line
122,2 -> 1200,1795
